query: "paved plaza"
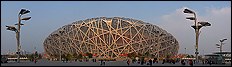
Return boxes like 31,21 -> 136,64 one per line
1,59 -> 231,66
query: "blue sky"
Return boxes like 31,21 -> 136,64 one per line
1,1 -> 231,55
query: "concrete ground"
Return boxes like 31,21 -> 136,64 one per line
1,59 -> 231,66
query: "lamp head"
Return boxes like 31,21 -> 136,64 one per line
220,38 -> 227,42
6,25 -> 17,31
21,17 -> 31,20
186,17 -> 196,20
19,9 -> 30,15
198,22 -> 211,26
15,23 -> 24,25
183,9 -> 194,14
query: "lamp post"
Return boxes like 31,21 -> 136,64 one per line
216,38 -> 227,53
6,8 -> 31,63
183,8 -> 211,63
184,48 -> 186,54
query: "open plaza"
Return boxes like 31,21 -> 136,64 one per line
1,59 -> 231,66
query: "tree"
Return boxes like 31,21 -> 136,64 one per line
34,51 -> 38,59
166,53 -> 171,59
66,53 -> 73,61
77,54 -> 83,59
186,55 -> 191,58
190,55 -> 194,58
73,53 -> 78,59
27,54 -> 34,61
86,52 -> 93,58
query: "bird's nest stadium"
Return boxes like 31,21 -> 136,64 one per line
43,17 -> 179,60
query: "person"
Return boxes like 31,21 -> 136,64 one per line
153,58 -> 158,63
62,58 -> 65,62
202,60 -> 204,64
103,60 -> 105,65
189,60 -> 193,66
100,60 -> 103,65
127,59 -> 130,66
193,60 -> 196,64
162,59 -> 165,64
137,59 -> 140,64
31,58 -> 34,62
149,59 -> 152,66
172,59 -> 175,64
132,59 -> 136,64
141,59 -> 144,65
181,60 -> 185,65
65,58 -> 68,63
208,60 -> 212,65
34,59 -> 37,63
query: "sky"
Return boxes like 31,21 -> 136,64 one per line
1,1 -> 231,56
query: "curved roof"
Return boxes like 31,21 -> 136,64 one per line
43,17 -> 179,59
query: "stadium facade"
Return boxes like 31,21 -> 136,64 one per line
43,17 -> 179,60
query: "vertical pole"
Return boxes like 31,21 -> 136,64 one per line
16,14 -> 21,63
194,13 -> 199,63
185,48 -> 186,54
220,41 -> 222,53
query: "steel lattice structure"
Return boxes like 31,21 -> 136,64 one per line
43,17 -> 179,59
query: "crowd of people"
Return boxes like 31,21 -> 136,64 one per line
47,57 -> 216,66
126,58 -> 216,66
128,58 -> 160,65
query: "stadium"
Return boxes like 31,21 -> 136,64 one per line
43,17 -> 179,60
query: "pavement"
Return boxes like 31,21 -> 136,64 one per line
1,59 -> 231,66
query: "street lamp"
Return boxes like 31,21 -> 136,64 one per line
184,48 -> 186,54
216,38 -> 227,53
6,8 -> 31,63
183,8 -> 211,63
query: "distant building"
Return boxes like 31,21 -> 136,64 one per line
204,51 -> 231,64
213,52 -> 231,62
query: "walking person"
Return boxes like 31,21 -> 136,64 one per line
153,58 -> 158,63
127,59 -> 130,66
162,58 -> 165,64
141,59 -> 144,65
181,60 -> 185,65
149,59 -> 152,66
34,58 -> 37,64
137,59 -> 140,64
100,60 -> 103,66
62,58 -> 65,63
189,60 -> 193,66
172,59 -> 175,64
208,60 -> 212,65
103,60 -> 105,65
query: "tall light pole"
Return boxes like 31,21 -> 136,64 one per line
183,8 -> 211,63
6,8 -> 31,63
216,38 -> 227,53
184,48 -> 186,54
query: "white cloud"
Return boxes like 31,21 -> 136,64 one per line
207,7 -> 231,15
158,7 -> 231,55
